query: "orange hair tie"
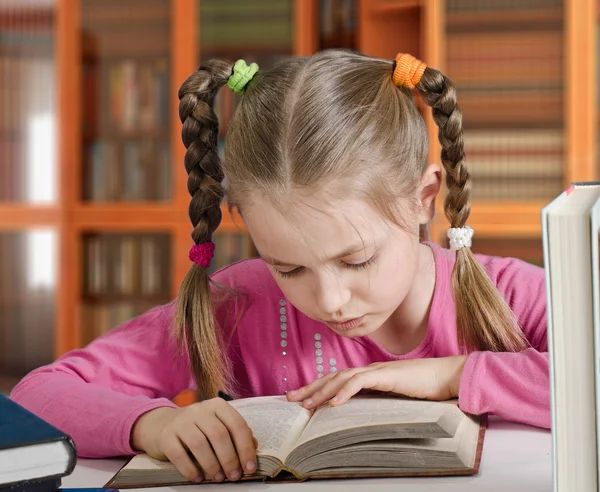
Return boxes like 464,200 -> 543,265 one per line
392,53 -> 427,89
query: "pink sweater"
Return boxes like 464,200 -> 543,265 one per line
10,242 -> 549,458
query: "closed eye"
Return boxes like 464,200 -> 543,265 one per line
273,254 -> 378,279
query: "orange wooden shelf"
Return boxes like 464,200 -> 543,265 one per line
69,203 -> 245,232
72,203 -> 182,230
446,8 -> 563,28
434,201 -> 546,238
371,0 -> 421,14
0,205 -> 61,229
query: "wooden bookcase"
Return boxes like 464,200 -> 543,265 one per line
0,0 -> 598,393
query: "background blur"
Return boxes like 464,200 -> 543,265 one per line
0,0 -> 596,395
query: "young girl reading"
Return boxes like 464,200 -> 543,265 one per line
10,50 -> 549,484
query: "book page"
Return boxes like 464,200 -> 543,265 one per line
591,196 -> 600,489
229,396 -> 313,462
295,396 -> 462,448
118,454 -> 182,472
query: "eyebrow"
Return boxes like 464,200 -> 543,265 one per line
260,243 -> 370,267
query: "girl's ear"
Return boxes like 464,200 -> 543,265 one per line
417,163 -> 442,224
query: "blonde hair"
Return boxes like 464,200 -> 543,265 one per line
176,50 -> 527,400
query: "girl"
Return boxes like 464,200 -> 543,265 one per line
10,50 -> 549,484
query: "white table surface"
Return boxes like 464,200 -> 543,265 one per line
63,417 -> 552,491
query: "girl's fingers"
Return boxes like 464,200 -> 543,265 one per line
332,370 -> 394,405
286,372 -> 336,401
215,403 -> 258,476
299,368 -> 366,409
178,426 -> 220,482
162,435 -> 204,483
198,418 -> 241,482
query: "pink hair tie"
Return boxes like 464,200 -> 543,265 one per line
189,241 -> 215,267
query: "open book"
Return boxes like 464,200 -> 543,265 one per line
106,395 -> 485,488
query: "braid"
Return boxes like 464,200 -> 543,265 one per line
417,70 -> 470,229
416,68 -> 527,353
175,59 -> 234,400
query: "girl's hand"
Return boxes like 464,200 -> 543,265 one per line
131,398 -> 259,483
287,356 -> 468,409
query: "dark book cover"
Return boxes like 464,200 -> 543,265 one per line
0,394 -> 77,488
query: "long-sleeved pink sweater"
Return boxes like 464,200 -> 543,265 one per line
10,241 -> 549,458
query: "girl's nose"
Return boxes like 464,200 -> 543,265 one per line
314,272 -> 352,316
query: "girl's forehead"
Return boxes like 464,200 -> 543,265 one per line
242,194 -> 389,256
245,194 -> 383,231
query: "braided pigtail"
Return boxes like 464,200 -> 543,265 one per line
394,53 -> 527,353
175,59 -> 234,400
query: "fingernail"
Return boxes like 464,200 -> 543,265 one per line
246,460 -> 256,472
288,390 -> 296,396
230,470 -> 241,480
332,396 -> 339,402
304,398 -> 312,407
214,472 -> 225,482
193,476 -> 204,483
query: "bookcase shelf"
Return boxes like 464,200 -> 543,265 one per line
0,206 -> 60,228
1,0 -> 598,397
446,8 -> 563,29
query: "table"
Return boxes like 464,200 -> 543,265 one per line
63,417 -> 552,491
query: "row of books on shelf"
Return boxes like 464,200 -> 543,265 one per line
471,178 -> 563,201
446,31 -> 562,85
84,234 -> 170,297
0,291 -> 55,374
0,7 -> 54,58
84,140 -> 171,201
84,232 -> 254,297
0,56 -> 54,133
79,300 -> 164,346
445,1 -> 563,128
83,58 -> 170,135
464,129 -> 563,200
454,87 -> 562,128
446,0 -> 562,13
198,0 -> 293,52
81,0 -> 170,58
319,0 -> 356,49
81,0 -> 170,24
0,139 -> 28,202
207,231 -> 255,274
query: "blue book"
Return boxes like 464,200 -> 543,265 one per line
0,394 -> 77,490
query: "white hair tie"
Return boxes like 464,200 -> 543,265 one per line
447,226 -> 474,251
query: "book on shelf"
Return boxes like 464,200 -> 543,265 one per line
81,234 -> 172,343
105,395 -> 485,488
85,140 -> 171,201
319,0 -> 356,50
463,129 -> 563,201
541,182 -> 600,492
445,0 -> 565,201
199,0 -> 293,51
446,0 -> 562,14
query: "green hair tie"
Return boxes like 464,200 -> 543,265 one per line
227,59 -> 259,94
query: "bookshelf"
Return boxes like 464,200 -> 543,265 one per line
438,0 -> 566,261
0,2 -> 59,394
358,0 -> 597,264
1,0 -> 598,395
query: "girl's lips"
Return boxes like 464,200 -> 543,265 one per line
324,316 -> 365,332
